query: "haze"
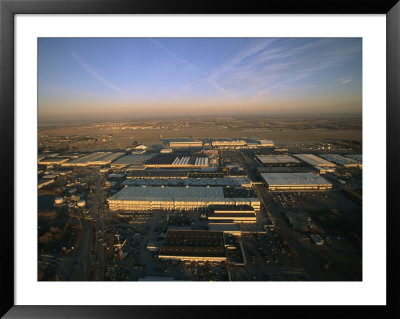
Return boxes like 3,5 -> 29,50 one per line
38,38 -> 362,123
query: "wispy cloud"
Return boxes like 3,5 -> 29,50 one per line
336,76 -> 352,84
148,39 -> 195,69
70,50 -> 130,95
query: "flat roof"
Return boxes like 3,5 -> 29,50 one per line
159,230 -> 226,258
319,154 -> 362,166
256,155 -> 300,164
109,186 -> 226,201
260,172 -> 331,186
112,154 -> 155,166
294,154 -> 336,167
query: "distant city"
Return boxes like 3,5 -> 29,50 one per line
38,38 -> 362,281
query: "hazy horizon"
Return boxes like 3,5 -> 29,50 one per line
38,38 -> 362,123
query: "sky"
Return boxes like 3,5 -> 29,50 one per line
38,38 -> 362,122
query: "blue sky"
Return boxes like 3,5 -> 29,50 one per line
38,38 -> 362,121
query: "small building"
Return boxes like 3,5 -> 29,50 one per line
77,200 -> 86,207
160,148 -> 173,153
310,234 -> 324,245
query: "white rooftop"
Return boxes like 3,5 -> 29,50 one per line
260,173 -> 331,186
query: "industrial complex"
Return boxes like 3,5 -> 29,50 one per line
38,127 -> 362,282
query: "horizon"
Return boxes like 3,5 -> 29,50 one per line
38,38 -> 362,123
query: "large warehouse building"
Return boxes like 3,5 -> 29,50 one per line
107,186 -> 260,211
169,141 -> 203,148
318,154 -> 362,168
260,172 -> 332,191
62,152 -> 125,167
158,230 -> 227,262
256,155 -> 300,165
144,154 -> 209,168
294,154 -> 336,167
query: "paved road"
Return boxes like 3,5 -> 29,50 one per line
70,219 -> 93,281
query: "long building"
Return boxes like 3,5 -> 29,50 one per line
294,154 -> 336,167
256,155 -> 300,165
144,154 -> 209,168
169,141 -> 203,148
62,152 -> 125,167
121,176 -> 252,187
318,154 -> 362,167
212,140 -> 247,148
107,186 -> 260,211
158,230 -> 227,262
260,172 -> 332,191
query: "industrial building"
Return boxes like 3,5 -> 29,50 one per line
256,155 -> 300,165
144,154 -> 209,168
158,230 -> 227,262
345,154 -> 362,162
107,186 -> 260,211
318,154 -> 362,168
212,140 -> 247,148
294,154 -> 336,167
208,212 -> 256,223
38,157 -> 69,165
160,148 -> 173,153
62,152 -> 125,167
38,178 -> 55,189
121,176 -> 252,188
169,141 -> 203,148
258,139 -> 274,147
111,154 -> 154,168
313,166 -> 335,174
260,172 -> 332,191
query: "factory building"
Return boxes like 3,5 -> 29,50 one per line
62,152 -> 125,167
38,178 -> 55,189
107,186 -> 260,211
294,154 -> 336,167
256,155 -> 300,165
208,212 -> 256,223
212,140 -> 247,148
169,141 -> 203,148
38,157 -> 69,165
258,139 -> 274,147
313,166 -> 335,174
260,172 -> 332,191
121,176 -> 252,188
345,154 -> 362,162
160,148 -> 173,153
318,154 -> 362,168
111,154 -> 154,169
158,230 -> 227,262
144,154 -> 209,168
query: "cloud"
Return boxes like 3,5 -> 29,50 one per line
336,76 -> 353,84
148,39 -> 195,69
70,50 -> 130,95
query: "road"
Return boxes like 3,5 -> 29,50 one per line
69,219 -> 93,281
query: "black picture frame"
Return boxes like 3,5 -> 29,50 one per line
1,0 -> 399,318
